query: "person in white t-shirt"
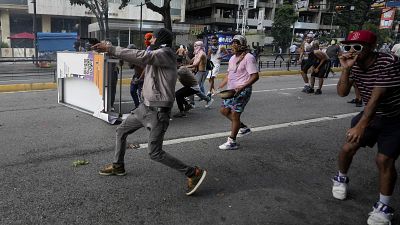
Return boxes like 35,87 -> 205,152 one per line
289,43 -> 297,63
391,43 -> 400,57
207,35 -> 229,97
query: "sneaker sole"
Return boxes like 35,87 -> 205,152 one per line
205,99 -> 214,108
99,171 -> 127,176
186,170 -> 207,196
218,146 -> 239,150
367,214 -> 392,225
332,187 -> 347,200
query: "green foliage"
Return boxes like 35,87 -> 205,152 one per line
363,22 -> 394,45
333,0 -> 397,43
1,42 -> 9,48
271,4 -> 298,50
334,0 -> 380,35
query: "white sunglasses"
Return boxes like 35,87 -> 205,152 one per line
343,44 -> 364,52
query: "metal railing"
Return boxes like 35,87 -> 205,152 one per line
0,0 -> 27,5
257,53 -> 301,71
0,59 -> 57,83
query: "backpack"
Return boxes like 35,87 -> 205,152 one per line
206,58 -> 214,71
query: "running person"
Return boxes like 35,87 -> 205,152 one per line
331,30 -> 400,225
185,41 -> 214,108
218,35 -> 259,150
207,35 -> 229,97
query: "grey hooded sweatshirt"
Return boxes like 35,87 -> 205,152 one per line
110,46 -> 177,108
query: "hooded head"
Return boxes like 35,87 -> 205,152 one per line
144,33 -> 153,47
127,43 -> 137,49
194,41 -> 205,55
152,28 -> 173,49
231,35 -> 248,54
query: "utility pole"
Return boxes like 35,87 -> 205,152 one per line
32,0 -> 38,64
137,2 -> 145,49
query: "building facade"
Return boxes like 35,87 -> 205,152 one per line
0,0 -> 188,48
185,0 -> 339,34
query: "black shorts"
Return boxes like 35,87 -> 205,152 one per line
351,112 -> 400,159
311,61 -> 331,78
301,59 -> 313,73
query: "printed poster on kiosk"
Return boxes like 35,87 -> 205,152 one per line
57,52 -> 119,124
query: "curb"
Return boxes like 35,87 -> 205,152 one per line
0,82 -> 56,93
0,68 -> 342,93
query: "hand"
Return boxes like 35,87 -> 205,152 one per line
314,68 -> 319,73
339,52 -> 358,69
92,41 -> 112,53
234,86 -> 244,94
346,126 -> 365,143
132,78 -> 139,84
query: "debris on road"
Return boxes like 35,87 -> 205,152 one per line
72,159 -> 89,167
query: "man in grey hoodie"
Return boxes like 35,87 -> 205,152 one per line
93,28 -> 207,196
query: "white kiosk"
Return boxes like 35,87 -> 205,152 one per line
57,52 -> 124,124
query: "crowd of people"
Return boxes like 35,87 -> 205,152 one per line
91,29 -> 400,225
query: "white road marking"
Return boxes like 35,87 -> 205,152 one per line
136,112 -> 359,149
252,84 -> 337,93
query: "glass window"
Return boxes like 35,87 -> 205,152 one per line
51,17 -> 80,33
10,13 -> 42,34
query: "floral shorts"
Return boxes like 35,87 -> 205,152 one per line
221,87 -> 252,113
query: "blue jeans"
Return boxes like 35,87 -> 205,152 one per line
130,80 -> 143,108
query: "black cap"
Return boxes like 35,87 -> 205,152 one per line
153,28 -> 173,48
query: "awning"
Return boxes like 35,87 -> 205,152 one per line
8,32 -> 35,39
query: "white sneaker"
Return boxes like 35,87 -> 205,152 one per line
237,127 -> 251,137
332,175 -> 349,200
205,98 -> 214,108
367,202 -> 394,225
219,137 -> 238,150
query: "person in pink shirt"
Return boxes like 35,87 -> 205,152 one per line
217,35 -> 259,150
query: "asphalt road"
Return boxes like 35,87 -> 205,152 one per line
0,75 -> 399,225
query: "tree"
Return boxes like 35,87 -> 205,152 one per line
271,4 -> 298,51
69,0 -> 130,40
333,0 -> 378,35
120,0 -> 172,31
333,0 -> 397,43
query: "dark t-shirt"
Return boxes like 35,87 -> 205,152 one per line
350,53 -> 400,117
326,45 -> 340,59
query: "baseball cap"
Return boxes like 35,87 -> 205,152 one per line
341,30 -> 377,45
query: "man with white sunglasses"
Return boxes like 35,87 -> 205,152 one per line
331,30 -> 400,225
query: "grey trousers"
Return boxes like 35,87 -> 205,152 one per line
189,71 -> 209,105
114,104 -> 195,177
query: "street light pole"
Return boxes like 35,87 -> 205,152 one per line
32,0 -> 38,64
138,2 -> 144,49
330,12 -> 335,37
